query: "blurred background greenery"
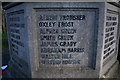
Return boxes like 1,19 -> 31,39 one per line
1,29 -> 8,49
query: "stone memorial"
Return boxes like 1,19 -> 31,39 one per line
4,2 -> 120,78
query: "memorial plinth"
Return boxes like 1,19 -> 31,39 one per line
5,2 -> 120,78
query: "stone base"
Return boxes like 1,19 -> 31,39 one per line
103,61 -> 119,78
5,60 -> 29,78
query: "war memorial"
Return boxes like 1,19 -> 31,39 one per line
3,1 -> 120,78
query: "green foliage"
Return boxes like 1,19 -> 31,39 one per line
2,31 -> 8,49
0,29 -> 2,34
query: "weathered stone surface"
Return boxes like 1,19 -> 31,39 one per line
5,2 -> 120,78
6,3 -> 31,78
100,3 -> 120,78
36,8 -> 96,68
